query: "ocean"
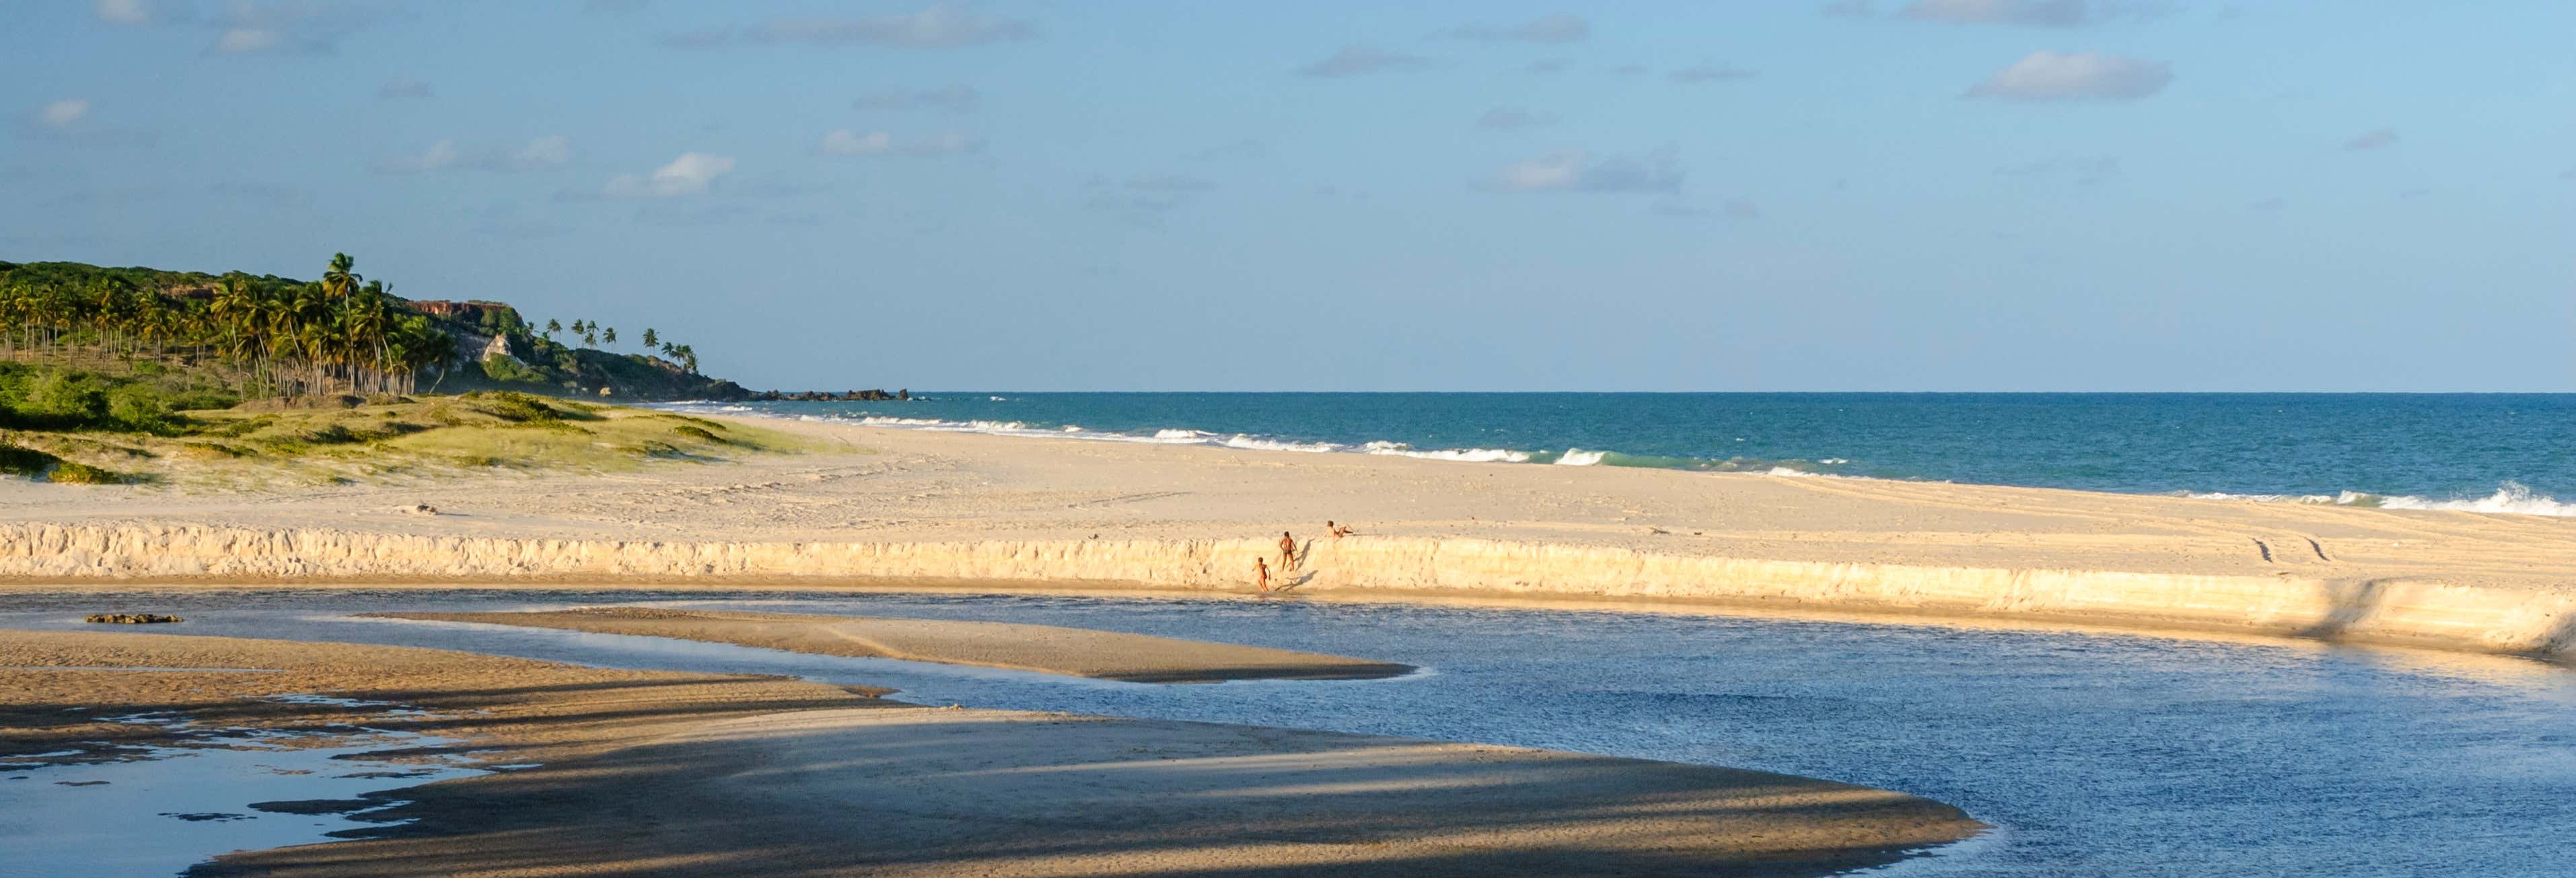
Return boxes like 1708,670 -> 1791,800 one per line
663,393 -> 2576,515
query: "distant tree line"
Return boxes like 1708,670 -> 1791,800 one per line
0,254 -> 455,396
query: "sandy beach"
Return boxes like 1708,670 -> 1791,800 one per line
2,414 -> 2570,659
4,630 -> 1978,877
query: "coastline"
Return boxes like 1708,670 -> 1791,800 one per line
3,413 -> 2571,663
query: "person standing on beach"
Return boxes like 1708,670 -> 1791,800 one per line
1279,531 -> 1298,571
1254,557 -> 1272,593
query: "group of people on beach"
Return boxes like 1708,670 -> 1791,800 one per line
1254,521 -> 1356,593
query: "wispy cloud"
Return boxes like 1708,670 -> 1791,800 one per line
2342,127 -> 2398,151
1297,46 -> 1431,77
1966,51 -> 2170,100
1476,107 -> 1557,131
97,0 -> 391,54
38,99 -> 89,128
378,76 -> 433,100
1488,149 -> 1685,194
853,85 -> 980,112
1864,0 -> 2178,26
816,130 -> 982,157
1123,174 -> 1215,192
604,153 -> 734,198
1435,13 -> 1589,44
748,5 -> 1034,48
1668,63 -> 1757,83
1995,155 -> 2120,184
21,98 -> 155,147
373,136 -> 573,174
1900,0 -> 2089,26
661,28 -> 730,49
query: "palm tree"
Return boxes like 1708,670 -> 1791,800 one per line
641,328 -> 657,349
601,326 -> 616,347
322,253 -> 360,299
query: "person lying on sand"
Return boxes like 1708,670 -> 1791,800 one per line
1254,557 -> 1272,593
1279,531 -> 1298,571
1328,521 -> 1355,538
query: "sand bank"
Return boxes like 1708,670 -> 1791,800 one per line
370,608 -> 1414,682
3,416 -> 2571,661
4,631 -> 1979,877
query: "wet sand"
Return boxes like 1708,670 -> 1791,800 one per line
369,607 -> 1416,682
3,630 -> 1980,877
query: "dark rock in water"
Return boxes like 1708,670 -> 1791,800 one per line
55,780 -> 109,786
249,799 -> 375,815
84,613 -> 184,624
159,812 -> 253,822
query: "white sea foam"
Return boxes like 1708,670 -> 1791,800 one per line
1556,449 -> 1607,466
2182,482 -> 2575,517
1154,429 -> 1215,440
1360,441 -> 1532,464
2377,482 -> 2576,517
1221,435 -> 1340,453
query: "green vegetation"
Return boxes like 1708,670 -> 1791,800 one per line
0,253 -> 787,487
0,389 -> 818,488
0,254 -> 749,404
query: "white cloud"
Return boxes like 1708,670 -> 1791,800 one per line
1669,63 -> 1757,83
1476,107 -> 1556,131
817,130 -> 980,157
2343,128 -> 2398,151
214,27 -> 285,53
606,153 -> 734,197
513,135 -> 574,167
662,28 -> 729,48
1900,0 -> 2087,26
1489,149 -> 1684,194
853,85 -> 980,112
95,0 -> 155,25
375,136 -> 575,174
1966,50 -> 2170,100
1298,46 -> 1431,77
1124,174 -> 1214,192
378,76 -> 433,100
1438,14 -> 1589,44
750,5 -> 1033,48
818,130 -> 892,155
39,99 -> 90,128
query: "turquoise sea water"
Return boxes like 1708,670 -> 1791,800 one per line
668,393 -> 2576,514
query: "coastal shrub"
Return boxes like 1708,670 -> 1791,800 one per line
47,462 -> 122,484
672,425 -> 727,444
477,356 -> 548,386
106,386 -> 180,434
0,443 -> 60,478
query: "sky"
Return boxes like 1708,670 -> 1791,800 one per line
4,1 -> 2571,392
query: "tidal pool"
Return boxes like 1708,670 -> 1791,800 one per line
5,587 -> 2572,877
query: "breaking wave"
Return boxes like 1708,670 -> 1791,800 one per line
2180,481 -> 2575,517
658,404 -> 1857,477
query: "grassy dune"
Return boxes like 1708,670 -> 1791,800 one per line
0,392 -> 822,488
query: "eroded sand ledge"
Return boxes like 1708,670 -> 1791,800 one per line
8,521 -> 2573,661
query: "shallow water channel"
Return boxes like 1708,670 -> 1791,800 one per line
5,588 -> 2574,877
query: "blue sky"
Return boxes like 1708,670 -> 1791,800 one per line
5,1 -> 2571,391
